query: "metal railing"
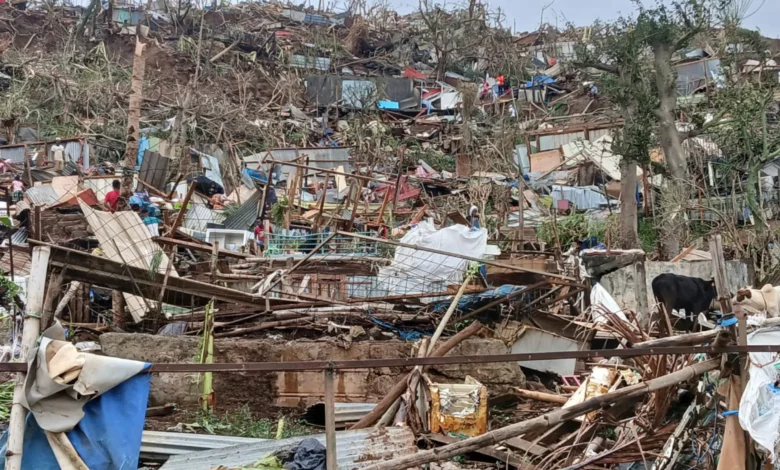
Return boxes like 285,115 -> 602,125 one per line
265,231 -> 380,258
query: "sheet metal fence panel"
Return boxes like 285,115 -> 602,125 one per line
160,426 -> 417,470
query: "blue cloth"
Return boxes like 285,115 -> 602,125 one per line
368,317 -> 426,341
433,284 -> 527,313
0,370 -> 151,470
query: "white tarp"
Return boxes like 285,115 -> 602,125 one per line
740,327 -> 780,460
374,221 -> 487,297
79,200 -> 178,322
590,283 -> 629,323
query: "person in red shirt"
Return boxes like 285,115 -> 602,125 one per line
104,180 -> 121,212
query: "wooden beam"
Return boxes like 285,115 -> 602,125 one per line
154,236 -> 248,259
167,182 -> 196,237
29,240 -> 302,309
266,160 -> 395,185
361,359 -> 719,470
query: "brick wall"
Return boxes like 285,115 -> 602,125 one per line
34,209 -> 92,241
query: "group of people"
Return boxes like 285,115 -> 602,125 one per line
103,179 -> 161,235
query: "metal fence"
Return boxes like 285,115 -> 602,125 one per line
265,231 -> 379,258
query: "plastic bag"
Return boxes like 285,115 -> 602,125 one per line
739,327 -> 780,460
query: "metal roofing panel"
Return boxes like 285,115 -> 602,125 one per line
289,55 -> 331,71
25,185 -> 60,207
160,426 -> 417,470
222,191 -> 260,230
184,202 -> 227,233
0,146 -> 26,163
141,431 -> 266,461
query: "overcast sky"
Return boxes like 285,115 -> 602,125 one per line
386,0 -> 780,38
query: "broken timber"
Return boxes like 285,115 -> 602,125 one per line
29,240 -> 301,309
361,359 -> 720,470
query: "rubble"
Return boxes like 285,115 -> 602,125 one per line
2,1 -> 780,469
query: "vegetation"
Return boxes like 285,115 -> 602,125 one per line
0,379 -> 13,423
190,405 -> 312,439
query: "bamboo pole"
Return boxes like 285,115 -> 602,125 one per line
361,359 -> 720,470
6,246 -> 51,470
426,274 -> 472,355
350,321 -> 483,430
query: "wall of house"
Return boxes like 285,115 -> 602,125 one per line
99,334 -> 526,408
599,259 -> 754,317
34,209 -> 91,241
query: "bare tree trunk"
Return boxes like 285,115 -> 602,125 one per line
619,159 -> 639,249
653,43 -> 686,257
120,38 -> 147,210
112,290 -> 126,329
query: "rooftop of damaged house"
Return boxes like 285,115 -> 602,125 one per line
3,0 -> 780,469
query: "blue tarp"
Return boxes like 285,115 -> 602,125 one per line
137,136 -> 150,169
368,316 -> 427,341
524,75 -> 555,87
0,370 -> 151,470
433,284 -> 528,314
243,168 -> 268,183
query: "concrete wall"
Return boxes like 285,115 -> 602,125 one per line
600,259 -> 754,315
99,334 -> 526,408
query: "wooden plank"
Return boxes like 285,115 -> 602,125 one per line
325,368 -> 337,470
167,182 -> 196,237
29,240 -> 302,309
503,436 -> 549,457
426,433 -> 529,468
154,237 -> 248,259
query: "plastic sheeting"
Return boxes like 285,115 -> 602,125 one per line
551,185 -> 615,210
590,283 -> 629,323
375,221 -> 487,297
433,284 -> 527,313
0,372 -> 151,470
739,327 -> 780,460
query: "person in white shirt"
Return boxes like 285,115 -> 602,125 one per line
50,138 -> 67,172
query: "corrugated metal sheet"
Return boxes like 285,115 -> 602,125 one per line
184,202 -> 227,233
0,146 -> 26,163
141,431 -> 266,461
160,426 -> 417,470
244,148 -> 352,185
0,247 -> 32,277
538,131 -> 586,151
82,177 -> 122,201
289,55 -> 331,71
25,185 -> 60,207
222,191 -> 260,230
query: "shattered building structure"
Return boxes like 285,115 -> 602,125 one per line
1,1 -> 780,470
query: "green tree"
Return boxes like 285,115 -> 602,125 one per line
575,17 -> 656,249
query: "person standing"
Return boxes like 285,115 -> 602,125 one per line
50,138 -> 68,172
105,179 -> 121,212
497,74 -> 506,96
11,175 -> 24,203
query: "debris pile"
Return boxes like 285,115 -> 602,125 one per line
1,1 -> 780,469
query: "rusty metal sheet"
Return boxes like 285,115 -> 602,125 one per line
429,377 -> 487,437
